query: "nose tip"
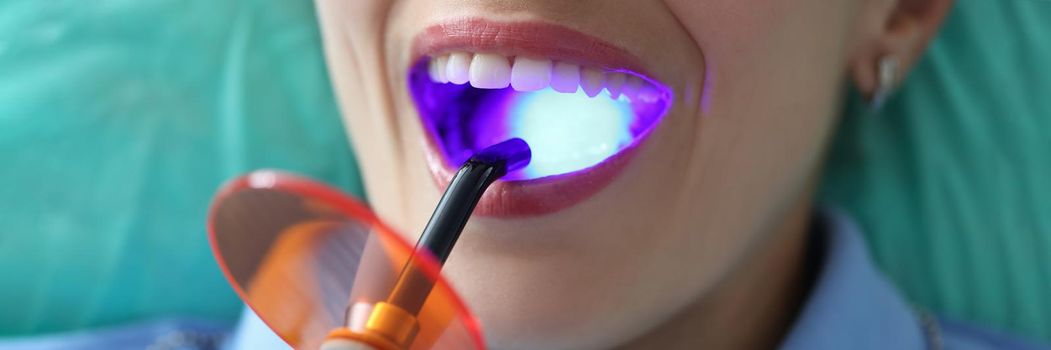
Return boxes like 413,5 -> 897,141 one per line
469,138 -> 532,174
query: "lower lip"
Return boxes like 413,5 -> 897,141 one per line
424,135 -> 643,217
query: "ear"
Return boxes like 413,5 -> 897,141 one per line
848,0 -> 954,100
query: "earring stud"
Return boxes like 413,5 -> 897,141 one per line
870,55 -> 900,110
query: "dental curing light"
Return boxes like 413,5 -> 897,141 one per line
321,138 -> 531,350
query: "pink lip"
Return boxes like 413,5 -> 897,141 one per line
412,18 -> 647,76
413,18 -> 659,217
425,137 -> 640,217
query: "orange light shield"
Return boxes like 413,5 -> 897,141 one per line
208,171 -> 484,349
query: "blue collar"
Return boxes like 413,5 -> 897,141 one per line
779,209 -> 927,350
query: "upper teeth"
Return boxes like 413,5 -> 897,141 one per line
427,52 -> 660,102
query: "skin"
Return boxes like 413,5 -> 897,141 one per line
314,0 -> 952,349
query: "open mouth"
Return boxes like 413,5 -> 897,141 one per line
409,20 -> 673,215
410,52 -> 671,181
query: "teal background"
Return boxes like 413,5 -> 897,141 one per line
0,0 -> 362,335
820,0 -> 1051,342
0,0 -> 1047,345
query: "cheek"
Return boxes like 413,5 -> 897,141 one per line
658,0 -> 855,309
666,0 -> 854,106
318,0 -> 420,222
666,0 -> 854,208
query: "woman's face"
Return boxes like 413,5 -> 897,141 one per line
317,0 -> 863,348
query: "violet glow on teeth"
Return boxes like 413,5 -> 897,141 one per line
410,54 -> 671,181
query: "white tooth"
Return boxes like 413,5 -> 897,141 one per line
604,72 -> 626,99
580,67 -> 605,97
446,52 -> 472,85
428,59 -> 442,82
550,62 -> 580,93
511,56 -> 552,91
434,55 -> 450,83
622,76 -> 643,101
469,53 -> 512,89
637,82 -> 661,102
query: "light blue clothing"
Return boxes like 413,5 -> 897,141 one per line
0,318 -> 227,350
782,209 -> 1047,350
3,211 -> 1044,349
225,309 -> 288,350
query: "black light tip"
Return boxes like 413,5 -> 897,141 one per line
469,138 -> 531,174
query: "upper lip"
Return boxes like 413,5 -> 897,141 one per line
410,18 -> 666,217
412,18 -> 648,76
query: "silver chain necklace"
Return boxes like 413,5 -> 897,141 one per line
918,309 -> 943,350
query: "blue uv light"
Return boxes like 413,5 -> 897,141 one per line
504,89 -> 635,179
